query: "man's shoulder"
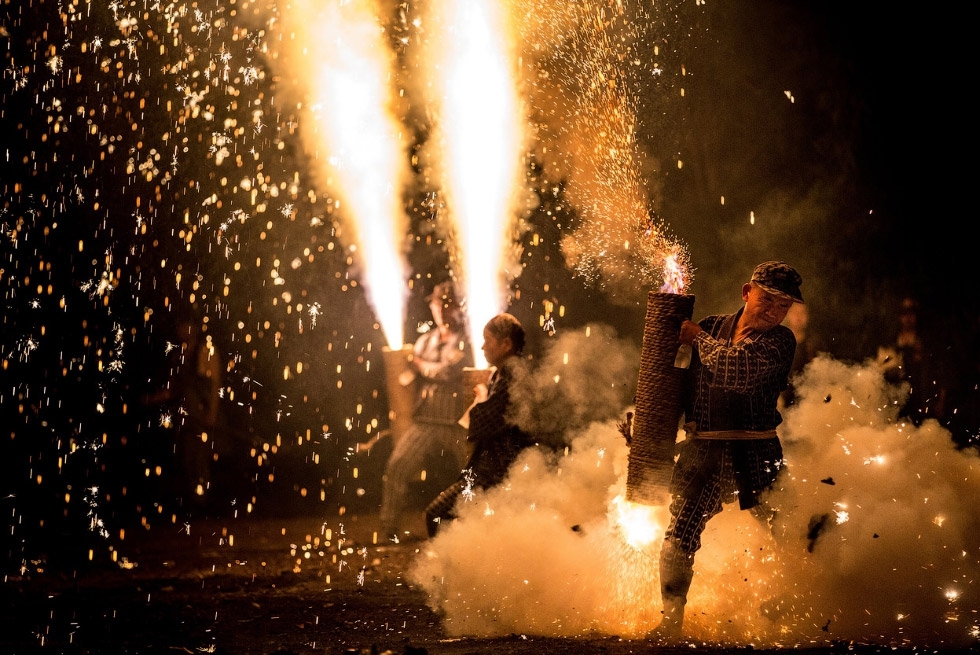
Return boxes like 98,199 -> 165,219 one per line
762,324 -> 797,348
699,313 -> 733,330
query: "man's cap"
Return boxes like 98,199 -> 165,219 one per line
426,281 -> 457,306
751,261 -> 804,304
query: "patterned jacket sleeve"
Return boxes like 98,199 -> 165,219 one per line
693,319 -> 797,394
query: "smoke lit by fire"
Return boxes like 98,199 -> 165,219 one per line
4,0 -> 976,651
411,348 -> 980,648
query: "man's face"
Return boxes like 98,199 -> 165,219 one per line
482,328 -> 513,368
741,282 -> 795,332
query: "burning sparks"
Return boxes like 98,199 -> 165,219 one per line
5,0 -> 979,649
610,494 -> 666,549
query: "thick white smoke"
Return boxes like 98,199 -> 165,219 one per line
506,323 -> 639,447
408,345 -> 980,648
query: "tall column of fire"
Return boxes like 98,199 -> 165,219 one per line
626,291 -> 695,506
285,0 -> 415,445
417,0 -> 526,369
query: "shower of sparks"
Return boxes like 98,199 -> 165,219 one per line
509,1 -> 692,298
5,0 -> 980,650
419,0 -> 527,367
2,0 -> 406,572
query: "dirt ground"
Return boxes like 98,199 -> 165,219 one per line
1,509 -> 971,655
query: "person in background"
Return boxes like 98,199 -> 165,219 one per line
377,281 -> 472,540
656,261 -> 803,640
876,297 -> 947,426
144,317 -> 224,511
779,302 -> 822,408
424,313 -> 534,538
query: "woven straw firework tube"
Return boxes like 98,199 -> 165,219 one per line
625,292 -> 695,505
461,367 -> 493,409
382,345 -> 416,446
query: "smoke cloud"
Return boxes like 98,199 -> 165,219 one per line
507,323 -> 639,447
408,346 -> 980,648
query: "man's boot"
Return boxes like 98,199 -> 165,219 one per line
652,593 -> 685,641
656,536 -> 692,640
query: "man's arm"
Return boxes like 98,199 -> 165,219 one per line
692,327 -> 796,393
467,371 -> 510,444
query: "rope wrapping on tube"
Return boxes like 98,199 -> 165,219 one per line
625,292 -> 695,505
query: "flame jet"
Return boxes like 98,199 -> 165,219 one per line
289,0 -> 410,348
417,0 -> 527,367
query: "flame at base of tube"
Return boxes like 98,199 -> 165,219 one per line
610,494 -> 669,550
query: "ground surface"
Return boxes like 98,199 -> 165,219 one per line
2,510 -> 973,655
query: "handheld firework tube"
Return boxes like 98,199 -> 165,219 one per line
626,292 -> 695,506
460,366 -> 493,409
382,345 -> 416,445
456,366 -> 492,435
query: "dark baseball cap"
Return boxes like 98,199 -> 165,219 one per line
750,261 -> 804,304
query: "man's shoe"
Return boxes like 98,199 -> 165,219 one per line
649,594 -> 685,642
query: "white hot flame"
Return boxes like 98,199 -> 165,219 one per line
659,250 -> 687,294
299,0 -> 409,347
610,494 -> 667,550
423,0 -> 525,367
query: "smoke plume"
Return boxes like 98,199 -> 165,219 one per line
409,347 -> 980,648
506,323 -> 639,448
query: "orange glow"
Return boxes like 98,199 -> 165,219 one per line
610,494 -> 668,550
